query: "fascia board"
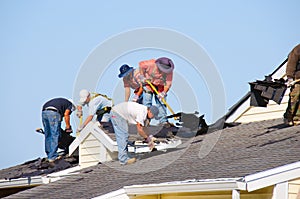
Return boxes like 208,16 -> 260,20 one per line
92,124 -> 118,152
124,179 -> 246,195
0,176 -> 43,189
244,161 -> 300,192
0,166 -> 82,189
92,188 -> 129,199
69,122 -> 96,155
226,98 -> 250,123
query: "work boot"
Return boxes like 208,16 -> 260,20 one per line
126,158 -> 136,165
283,118 -> 293,126
293,121 -> 300,126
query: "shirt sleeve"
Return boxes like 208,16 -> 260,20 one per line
286,45 -> 300,78
135,109 -> 147,126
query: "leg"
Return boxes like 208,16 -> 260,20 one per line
292,84 -> 300,122
43,111 -> 61,161
154,95 -> 168,124
143,89 -> 153,108
111,111 -> 130,164
42,112 -> 51,157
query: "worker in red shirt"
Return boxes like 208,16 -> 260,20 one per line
139,57 -> 174,126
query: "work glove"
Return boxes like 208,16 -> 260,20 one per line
145,135 -> 157,150
132,94 -> 139,102
286,78 -> 294,87
157,91 -> 167,100
76,110 -> 83,118
65,127 -> 73,134
77,124 -> 85,132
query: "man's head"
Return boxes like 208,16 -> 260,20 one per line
155,57 -> 174,74
79,89 -> 91,104
148,105 -> 160,120
118,64 -> 133,78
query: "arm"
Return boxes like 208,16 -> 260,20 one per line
136,122 -> 148,139
64,109 -> 72,129
124,87 -> 131,102
286,45 -> 300,78
77,105 -> 83,112
164,72 -> 173,93
83,115 -> 93,127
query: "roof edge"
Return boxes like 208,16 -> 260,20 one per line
92,188 -> 129,199
244,161 -> 300,191
0,176 -> 43,189
123,178 -> 246,195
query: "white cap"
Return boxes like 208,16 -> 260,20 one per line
79,89 -> 90,103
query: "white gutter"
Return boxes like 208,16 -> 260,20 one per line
97,161 -> 300,197
0,165 -> 82,189
42,165 -> 81,184
244,161 -> 300,192
123,178 -> 246,195
93,189 -> 129,199
0,176 -> 43,189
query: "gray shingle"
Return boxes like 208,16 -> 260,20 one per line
3,118 -> 300,199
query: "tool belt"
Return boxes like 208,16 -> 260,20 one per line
145,84 -> 164,94
96,107 -> 111,116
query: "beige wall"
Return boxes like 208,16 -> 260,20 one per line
129,186 -> 274,199
235,93 -> 289,123
289,178 -> 300,199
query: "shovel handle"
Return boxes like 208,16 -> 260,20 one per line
145,80 -> 178,120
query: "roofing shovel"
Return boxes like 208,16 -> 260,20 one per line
289,79 -> 300,87
35,128 -> 75,152
145,80 -> 178,120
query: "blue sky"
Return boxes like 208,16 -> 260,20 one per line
0,0 -> 299,169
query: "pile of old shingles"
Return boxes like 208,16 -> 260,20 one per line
249,75 -> 287,107
0,155 -> 78,180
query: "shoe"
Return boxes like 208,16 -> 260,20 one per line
283,118 -> 293,126
48,155 -> 62,163
126,158 -> 136,165
293,121 -> 300,126
48,159 -> 56,168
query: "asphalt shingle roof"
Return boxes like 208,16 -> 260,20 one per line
3,118 -> 300,199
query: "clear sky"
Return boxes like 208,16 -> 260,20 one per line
0,0 -> 299,169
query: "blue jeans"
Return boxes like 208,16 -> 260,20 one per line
42,110 -> 61,161
111,111 -> 130,164
143,89 -> 167,123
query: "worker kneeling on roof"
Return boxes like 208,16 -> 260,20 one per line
111,102 -> 160,165
76,89 -> 113,132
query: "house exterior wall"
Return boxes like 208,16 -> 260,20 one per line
129,187 -> 273,199
289,178 -> 300,199
234,91 -> 289,123
79,133 -> 101,168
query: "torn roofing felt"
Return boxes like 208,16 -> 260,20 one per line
0,155 -> 79,180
